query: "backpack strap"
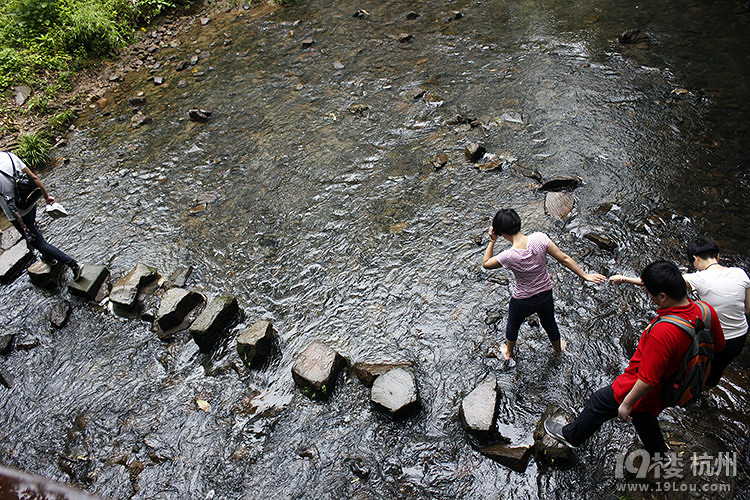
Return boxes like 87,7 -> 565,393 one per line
0,153 -> 15,181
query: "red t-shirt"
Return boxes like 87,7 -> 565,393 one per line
611,300 -> 725,415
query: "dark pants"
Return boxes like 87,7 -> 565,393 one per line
706,331 -> 747,387
12,206 -> 77,269
562,386 -> 668,458
506,289 -> 560,343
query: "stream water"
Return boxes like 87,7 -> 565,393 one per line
2,0 -> 749,498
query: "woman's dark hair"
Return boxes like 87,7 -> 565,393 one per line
686,238 -> 720,261
640,260 -> 687,300
492,208 -> 521,236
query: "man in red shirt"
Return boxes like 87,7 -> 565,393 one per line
544,260 -> 725,460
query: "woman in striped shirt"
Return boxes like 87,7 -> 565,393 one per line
482,208 -> 606,361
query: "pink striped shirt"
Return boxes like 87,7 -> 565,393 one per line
497,232 -> 553,299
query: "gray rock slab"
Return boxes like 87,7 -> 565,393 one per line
0,366 -> 14,388
291,341 -> 345,399
68,265 -> 110,300
0,240 -> 33,283
371,367 -> 420,417
533,405 -> 574,465
545,191 -> 575,219
1,226 -> 22,250
459,374 -> 500,437
0,332 -> 15,354
28,260 -> 65,288
49,300 -> 71,329
154,288 -> 206,339
352,360 -> 413,387
189,295 -> 240,352
480,444 -> 532,473
110,262 -> 160,307
237,320 -> 276,368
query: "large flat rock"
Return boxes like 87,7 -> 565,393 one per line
291,341 -> 345,399
110,262 -> 160,308
371,367 -> 420,417
459,374 -> 500,438
68,265 -> 110,300
188,295 -> 240,352
236,320 -> 276,368
0,240 -> 33,283
154,288 -> 206,339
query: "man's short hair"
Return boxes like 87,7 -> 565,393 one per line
687,238 -> 720,261
640,260 -> 687,300
492,208 -> 521,236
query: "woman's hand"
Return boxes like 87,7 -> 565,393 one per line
584,272 -> 607,284
488,226 -> 498,242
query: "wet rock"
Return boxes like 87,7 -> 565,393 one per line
0,240 -> 34,283
14,85 -> 32,106
50,300 -> 71,329
584,232 -> 617,251
447,11 -> 463,21
15,336 -> 40,351
618,29 -> 648,44
189,295 -> 241,352
512,164 -> 542,182
406,11 -> 421,20
154,288 -> 206,339
533,405 -> 574,465
500,111 -> 523,124
0,332 -> 14,354
236,320 -> 277,368
459,374 -> 500,439
300,37 -> 314,49
176,60 -> 189,71
188,108 -> 212,122
544,191 -> 575,219
477,159 -> 503,172
371,367 -> 420,417
352,360 -> 414,387
190,54 -> 199,65
27,260 -> 65,288
292,341 -> 346,400
430,152 -> 449,170
177,80 -> 188,88
200,17 -> 211,26
540,175 -> 582,191
1,226 -> 22,250
348,103 -> 369,114
0,366 -> 14,388
353,9 -> 370,18
398,33 -> 413,43
333,60 -> 345,70
128,96 -> 147,107
68,265 -> 110,300
480,444 -> 533,473
110,263 -> 160,309
488,274 -> 509,286
131,112 -> 152,128
162,265 -> 193,289
153,76 -> 164,86
464,142 -> 486,163
484,309 -> 503,324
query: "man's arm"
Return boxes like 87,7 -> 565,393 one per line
22,167 -> 53,203
618,379 -> 654,422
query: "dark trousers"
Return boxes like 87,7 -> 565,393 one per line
562,386 -> 668,458
506,289 -> 560,342
12,206 -> 77,269
706,332 -> 747,387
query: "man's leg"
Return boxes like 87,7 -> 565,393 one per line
560,386 -> 619,446
705,333 -> 747,387
22,211 -> 77,269
631,412 -> 668,459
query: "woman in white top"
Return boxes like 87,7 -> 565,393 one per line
611,237 -> 750,387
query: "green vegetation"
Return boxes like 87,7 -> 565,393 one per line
15,131 -> 51,170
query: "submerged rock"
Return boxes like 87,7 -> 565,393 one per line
50,300 -> 71,329
188,108 -> 212,122
480,444 -> 533,473
459,374 -> 500,440
69,265 -> 110,300
0,366 -> 14,388
371,367 -> 420,417
291,341 -> 345,400
618,29 -> 648,44
131,112 -> 152,128
0,332 -> 14,354
584,232 -> 617,251
352,360 -> 413,387
154,288 -> 206,339
540,175 -> 582,192
430,152 -> 449,170
189,295 -> 241,352
464,142 -> 486,163
236,320 -> 277,368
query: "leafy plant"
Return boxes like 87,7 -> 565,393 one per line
15,132 -> 51,170
48,108 -> 76,130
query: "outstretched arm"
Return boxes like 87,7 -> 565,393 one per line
547,240 -> 606,283
609,275 -> 644,286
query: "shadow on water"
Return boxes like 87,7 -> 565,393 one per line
1,0 -> 749,498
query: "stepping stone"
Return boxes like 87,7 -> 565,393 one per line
479,444 -> 532,473
236,320 -> 276,368
189,295 -> 241,352
459,374 -> 500,439
68,265 -> 110,300
49,300 -> 71,329
154,288 -> 206,339
352,360 -> 413,387
0,240 -> 33,283
291,341 -> 345,400
110,262 -> 160,308
533,405 -> 574,465
545,191 -> 575,219
28,260 -> 65,288
1,226 -> 22,250
371,367 -> 420,417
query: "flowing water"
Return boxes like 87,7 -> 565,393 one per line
2,0 -> 749,498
